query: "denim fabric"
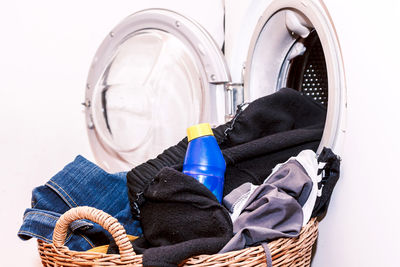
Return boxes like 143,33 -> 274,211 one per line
18,155 -> 142,251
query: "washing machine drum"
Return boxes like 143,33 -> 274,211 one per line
84,7 -> 343,172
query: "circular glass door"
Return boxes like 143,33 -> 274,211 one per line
85,9 -> 229,171
92,30 -> 204,155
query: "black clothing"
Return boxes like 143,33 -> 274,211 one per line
312,147 -> 341,217
127,88 -> 327,219
109,167 -> 233,267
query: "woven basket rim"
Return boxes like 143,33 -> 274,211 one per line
37,206 -> 319,267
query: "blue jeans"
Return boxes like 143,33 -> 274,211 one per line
18,155 -> 142,251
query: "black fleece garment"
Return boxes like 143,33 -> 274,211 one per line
127,88 -> 327,219
108,167 -> 233,267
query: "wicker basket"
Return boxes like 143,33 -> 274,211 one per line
37,206 -> 318,266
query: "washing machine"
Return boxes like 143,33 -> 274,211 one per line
83,0 -> 346,265
83,0 -> 346,172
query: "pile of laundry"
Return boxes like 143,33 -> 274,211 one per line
18,88 -> 340,267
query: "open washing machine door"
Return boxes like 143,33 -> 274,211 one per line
84,9 -> 232,172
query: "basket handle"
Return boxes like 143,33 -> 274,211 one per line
52,206 -> 136,261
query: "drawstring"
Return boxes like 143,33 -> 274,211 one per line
221,102 -> 249,144
131,178 -> 154,220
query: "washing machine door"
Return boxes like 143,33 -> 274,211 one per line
241,0 -> 346,152
84,9 -> 230,172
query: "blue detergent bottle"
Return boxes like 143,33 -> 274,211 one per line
183,123 -> 226,202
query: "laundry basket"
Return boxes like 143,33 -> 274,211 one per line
37,206 -> 318,267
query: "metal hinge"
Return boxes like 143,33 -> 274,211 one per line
81,99 -> 91,108
224,82 -> 244,121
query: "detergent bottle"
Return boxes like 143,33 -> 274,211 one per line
183,123 -> 226,202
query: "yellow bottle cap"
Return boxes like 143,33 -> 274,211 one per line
187,123 -> 214,142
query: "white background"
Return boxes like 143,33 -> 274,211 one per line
312,1 -> 400,266
2,0 -> 400,266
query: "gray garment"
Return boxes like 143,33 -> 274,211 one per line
219,160 -> 313,253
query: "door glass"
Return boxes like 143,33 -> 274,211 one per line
92,30 -> 204,164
